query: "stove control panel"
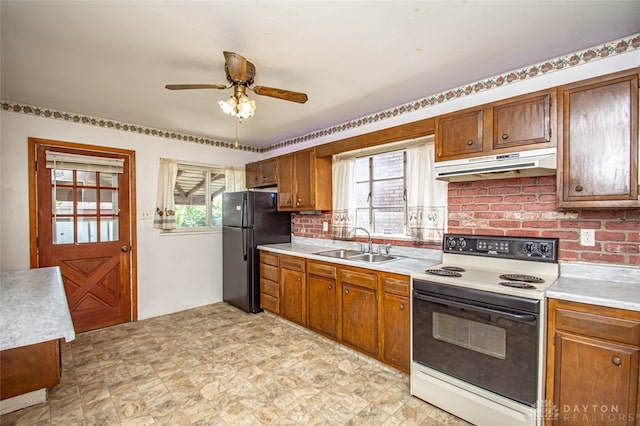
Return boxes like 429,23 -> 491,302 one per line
443,234 -> 558,262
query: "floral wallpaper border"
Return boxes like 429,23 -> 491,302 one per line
1,33 -> 638,154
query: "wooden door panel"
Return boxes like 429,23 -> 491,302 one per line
32,140 -> 133,333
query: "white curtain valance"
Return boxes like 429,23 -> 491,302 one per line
46,151 -> 124,173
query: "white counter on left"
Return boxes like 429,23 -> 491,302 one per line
1,266 -> 75,352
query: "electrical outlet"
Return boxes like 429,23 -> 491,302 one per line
322,221 -> 329,232
580,229 -> 595,247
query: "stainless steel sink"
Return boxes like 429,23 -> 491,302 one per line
348,253 -> 402,263
314,249 -> 362,259
314,249 -> 401,263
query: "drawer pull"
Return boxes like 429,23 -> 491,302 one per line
344,289 -> 349,295
399,304 -> 405,310
296,277 -> 301,282
575,185 -> 584,192
612,356 -> 622,366
501,133 -> 509,140
328,285 -> 332,289
466,140 -> 473,146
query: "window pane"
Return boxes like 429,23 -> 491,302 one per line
77,217 -> 98,243
76,171 -> 97,186
356,182 -> 369,207
373,151 -> 403,179
372,179 -> 404,207
53,217 -> 74,244
100,189 -> 118,214
355,209 -> 369,230
175,205 -> 207,227
76,188 -> 97,214
211,194 -> 223,227
355,157 -> 369,182
53,188 -> 74,214
100,218 -> 119,242
373,209 -> 404,235
99,172 -> 118,188
175,168 -> 206,206
51,169 -> 73,184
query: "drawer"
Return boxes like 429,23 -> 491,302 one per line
260,278 -> 279,298
261,293 -> 279,314
280,255 -> 305,272
260,263 -> 279,282
341,268 -> 377,290
555,308 -> 640,346
308,261 -> 337,279
260,251 -> 279,267
382,275 -> 410,296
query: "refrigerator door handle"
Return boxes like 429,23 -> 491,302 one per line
242,227 -> 248,261
241,193 -> 247,228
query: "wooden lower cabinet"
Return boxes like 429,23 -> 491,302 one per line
280,255 -> 307,327
1,339 -> 61,400
340,267 -> 379,357
380,272 -> 410,373
307,261 -> 337,338
259,251 -> 280,314
546,298 -> 640,425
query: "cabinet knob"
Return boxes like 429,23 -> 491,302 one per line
466,140 -> 473,146
296,277 -> 301,282
575,185 -> 584,192
344,289 -> 349,295
501,133 -> 509,140
399,304 -> 405,310
612,356 -> 622,366
328,285 -> 332,289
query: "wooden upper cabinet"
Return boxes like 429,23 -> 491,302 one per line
245,158 -> 277,188
557,68 -> 639,208
277,148 -> 332,211
435,89 -> 556,162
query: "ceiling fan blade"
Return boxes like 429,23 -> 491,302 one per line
223,51 -> 255,84
165,84 -> 227,90
252,86 -> 308,104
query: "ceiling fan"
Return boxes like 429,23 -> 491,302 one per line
165,51 -> 308,119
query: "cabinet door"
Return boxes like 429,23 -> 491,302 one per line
259,159 -> 278,186
293,149 -> 315,209
277,155 -> 294,210
435,108 -> 484,161
553,331 -> 639,425
558,71 -> 639,207
308,274 -> 337,338
281,268 -> 306,326
493,91 -> 553,150
245,162 -> 260,188
382,293 -> 410,372
341,283 -> 378,356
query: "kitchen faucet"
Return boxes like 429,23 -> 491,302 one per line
348,227 -> 373,253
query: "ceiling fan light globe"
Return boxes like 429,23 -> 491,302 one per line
236,96 -> 256,119
218,96 -> 237,115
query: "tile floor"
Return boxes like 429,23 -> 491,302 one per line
1,303 -> 470,425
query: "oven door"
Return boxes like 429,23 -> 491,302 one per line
412,281 -> 540,406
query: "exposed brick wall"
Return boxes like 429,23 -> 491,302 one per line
291,176 -> 639,265
448,176 -> 640,266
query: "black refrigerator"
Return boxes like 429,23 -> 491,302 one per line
222,191 -> 291,313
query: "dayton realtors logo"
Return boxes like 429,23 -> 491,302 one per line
536,400 -> 637,423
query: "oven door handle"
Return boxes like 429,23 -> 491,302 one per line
414,292 -> 537,323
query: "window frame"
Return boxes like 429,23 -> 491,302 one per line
354,149 -> 410,240
168,162 -> 226,234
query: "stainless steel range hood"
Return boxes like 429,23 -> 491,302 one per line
434,147 -> 557,182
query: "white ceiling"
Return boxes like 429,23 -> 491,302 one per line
1,1 -> 639,149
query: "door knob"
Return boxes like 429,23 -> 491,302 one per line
121,245 -> 130,252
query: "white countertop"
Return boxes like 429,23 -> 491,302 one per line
257,241 -> 442,276
1,266 -> 76,351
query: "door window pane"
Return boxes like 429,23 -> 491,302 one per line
77,217 -> 98,243
76,189 -> 97,214
53,217 -> 74,244
53,188 -> 74,214
52,169 -> 73,184
100,189 -> 118,214
100,218 -> 119,242
99,173 -> 118,188
76,171 -> 97,186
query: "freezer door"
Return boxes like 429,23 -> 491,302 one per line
222,191 -> 251,228
222,226 -> 255,312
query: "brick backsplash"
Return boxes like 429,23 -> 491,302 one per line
292,175 -> 640,265
448,176 -> 639,265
